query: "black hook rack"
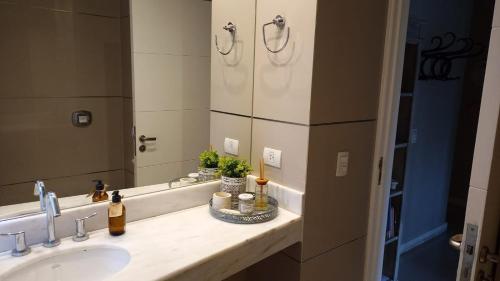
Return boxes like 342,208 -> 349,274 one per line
419,32 -> 485,81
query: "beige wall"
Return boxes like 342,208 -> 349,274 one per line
0,0 -> 133,205
216,0 -> 388,279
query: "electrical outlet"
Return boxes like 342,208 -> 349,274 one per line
336,151 -> 349,177
224,138 -> 239,156
263,147 -> 282,168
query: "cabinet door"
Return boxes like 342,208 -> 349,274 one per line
253,0 -> 318,124
211,0 -> 256,117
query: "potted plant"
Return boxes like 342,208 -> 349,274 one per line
198,148 -> 220,181
218,156 -> 252,208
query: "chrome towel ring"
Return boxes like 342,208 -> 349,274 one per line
262,15 -> 290,53
214,22 -> 236,55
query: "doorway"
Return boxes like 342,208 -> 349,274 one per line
380,0 -> 495,280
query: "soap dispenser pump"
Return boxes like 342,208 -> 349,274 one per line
91,180 -> 109,202
108,191 -> 126,236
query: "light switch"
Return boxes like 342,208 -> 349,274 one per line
410,129 -> 418,144
224,138 -> 239,156
336,151 -> 349,177
263,147 -> 282,168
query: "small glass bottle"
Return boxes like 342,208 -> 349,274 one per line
238,193 -> 255,214
254,178 -> 269,211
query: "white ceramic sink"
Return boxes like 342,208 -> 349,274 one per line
1,246 -> 130,281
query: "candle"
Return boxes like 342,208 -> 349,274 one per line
260,159 -> 264,179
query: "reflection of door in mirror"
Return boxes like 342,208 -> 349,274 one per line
0,1 -> 134,210
130,0 -> 211,186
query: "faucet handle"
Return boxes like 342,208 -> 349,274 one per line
0,231 -> 31,257
73,212 -> 97,242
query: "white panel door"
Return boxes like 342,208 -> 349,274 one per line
456,22 -> 500,281
130,0 -> 211,186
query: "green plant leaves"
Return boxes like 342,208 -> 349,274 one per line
199,149 -> 219,168
217,156 -> 252,178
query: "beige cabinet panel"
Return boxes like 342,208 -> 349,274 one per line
301,238 -> 366,281
211,0 -> 256,116
302,121 -> 375,259
253,0 -> 317,124
210,111 -> 252,161
309,0 -> 387,124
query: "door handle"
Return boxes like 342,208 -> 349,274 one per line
479,246 -> 499,264
449,234 -> 463,251
139,135 -> 157,143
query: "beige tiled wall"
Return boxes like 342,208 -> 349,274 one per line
210,112 -> 252,160
0,1 -> 133,204
130,0 -> 211,186
250,119 -> 309,192
210,0 -> 256,117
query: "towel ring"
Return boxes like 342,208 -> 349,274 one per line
215,22 -> 236,55
262,15 -> 290,53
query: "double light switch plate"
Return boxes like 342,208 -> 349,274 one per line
224,138 -> 239,156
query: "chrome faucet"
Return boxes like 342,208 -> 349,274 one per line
34,180 -> 47,211
43,192 -> 61,247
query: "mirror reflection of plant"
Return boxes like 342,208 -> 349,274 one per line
199,149 -> 219,169
218,156 -> 252,178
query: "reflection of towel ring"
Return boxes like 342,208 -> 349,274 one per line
214,22 -> 236,55
262,15 -> 290,53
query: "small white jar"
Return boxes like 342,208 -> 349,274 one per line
238,193 -> 255,214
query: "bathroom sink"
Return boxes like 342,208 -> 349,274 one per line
1,246 -> 130,281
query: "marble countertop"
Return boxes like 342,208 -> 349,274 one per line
0,204 -> 301,281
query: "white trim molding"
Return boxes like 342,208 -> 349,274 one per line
399,223 -> 448,254
363,0 -> 411,280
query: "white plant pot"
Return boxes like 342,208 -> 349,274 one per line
199,167 -> 219,182
220,176 -> 247,209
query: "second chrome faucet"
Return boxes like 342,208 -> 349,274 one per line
34,181 -> 61,247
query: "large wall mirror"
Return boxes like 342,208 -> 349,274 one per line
0,0 -> 257,220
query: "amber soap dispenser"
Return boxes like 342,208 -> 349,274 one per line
91,180 -> 108,202
108,191 -> 126,236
